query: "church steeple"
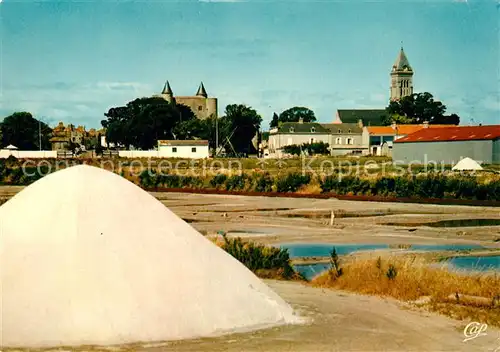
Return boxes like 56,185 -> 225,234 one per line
390,46 -> 414,101
196,82 -> 208,98
392,46 -> 413,72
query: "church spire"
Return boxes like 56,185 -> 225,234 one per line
196,82 -> 208,98
162,81 -> 173,95
392,46 -> 412,72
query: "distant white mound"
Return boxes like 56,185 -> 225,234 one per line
452,157 -> 483,171
0,165 -> 300,348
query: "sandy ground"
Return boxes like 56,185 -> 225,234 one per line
140,280 -> 500,352
2,187 -> 500,351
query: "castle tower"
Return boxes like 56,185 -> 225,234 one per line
155,81 -> 217,119
160,81 -> 175,103
196,82 -> 208,98
390,46 -> 414,101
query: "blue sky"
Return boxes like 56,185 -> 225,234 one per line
1,0 -> 498,129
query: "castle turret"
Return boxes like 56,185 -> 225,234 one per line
196,82 -> 208,98
390,46 -> 414,101
160,80 -> 174,103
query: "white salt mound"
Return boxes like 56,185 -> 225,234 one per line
452,157 -> 483,171
0,165 -> 300,348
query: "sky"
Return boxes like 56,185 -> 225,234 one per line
0,0 -> 499,129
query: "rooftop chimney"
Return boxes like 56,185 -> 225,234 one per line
391,121 -> 397,130
423,120 -> 429,128
298,117 -> 304,124
358,119 -> 363,128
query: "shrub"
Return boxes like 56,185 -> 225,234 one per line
254,173 -> 273,193
219,235 -> 297,280
225,174 -> 248,191
386,264 -> 398,280
329,247 -> 343,278
276,173 -> 311,193
209,174 -> 227,188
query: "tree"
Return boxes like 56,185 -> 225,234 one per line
385,92 -> 459,125
101,98 -> 196,150
270,112 -> 279,128
219,104 -> 262,155
0,112 -> 52,150
270,107 -> 316,128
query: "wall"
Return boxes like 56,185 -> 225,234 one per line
328,133 -> 367,155
491,139 -> 500,164
119,146 -> 209,159
392,140 -> 494,165
158,145 -> 209,159
175,96 -> 217,120
0,150 -> 58,159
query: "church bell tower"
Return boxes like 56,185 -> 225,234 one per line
390,46 -> 414,101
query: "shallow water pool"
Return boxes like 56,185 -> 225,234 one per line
281,243 -> 483,258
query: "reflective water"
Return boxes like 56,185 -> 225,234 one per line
448,256 -> 500,272
282,243 -> 491,280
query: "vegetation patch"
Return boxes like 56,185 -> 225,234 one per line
312,254 -> 500,327
215,235 -> 304,281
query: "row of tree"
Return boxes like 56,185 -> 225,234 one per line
268,92 -> 461,128
101,98 -> 262,154
0,91 -> 460,153
0,112 -> 52,150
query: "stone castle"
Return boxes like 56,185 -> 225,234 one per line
155,81 -> 218,120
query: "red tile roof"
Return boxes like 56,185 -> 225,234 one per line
394,125 -> 500,143
367,124 -> 450,136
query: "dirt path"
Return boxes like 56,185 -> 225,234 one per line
141,280 -> 499,352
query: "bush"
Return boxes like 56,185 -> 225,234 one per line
219,235 -> 297,280
225,174 -> 248,191
276,173 -> 311,193
210,174 -> 227,188
254,173 -> 273,193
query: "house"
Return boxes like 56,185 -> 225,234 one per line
49,122 -> 100,151
321,122 -> 368,155
268,120 -> 330,157
268,119 -> 369,157
367,122 -> 451,156
157,140 -> 209,159
393,125 -> 500,165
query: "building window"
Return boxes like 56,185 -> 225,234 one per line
348,129 -> 351,133
346,138 -> 353,145
310,138 -> 315,144
192,147 -> 197,153
198,106 -> 203,111
338,129 -> 341,134
335,137 -> 342,145
172,147 -> 177,153
311,127 -> 316,133
289,127 -> 295,133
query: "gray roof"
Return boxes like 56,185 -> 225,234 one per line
321,123 -> 362,134
337,109 -> 387,126
196,82 -> 207,97
162,81 -> 173,95
392,47 -> 412,72
276,122 -> 329,134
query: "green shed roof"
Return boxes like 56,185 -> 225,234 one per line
276,122 -> 329,134
320,123 -> 362,134
337,109 -> 387,126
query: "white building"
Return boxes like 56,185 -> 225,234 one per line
157,140 -> 209,159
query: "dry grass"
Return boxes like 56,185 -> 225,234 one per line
312,255 -> 500,326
